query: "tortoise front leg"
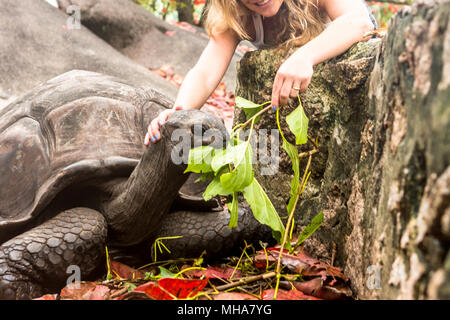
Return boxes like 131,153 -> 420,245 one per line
152,207 -> 274,260
0,208 -> 107,300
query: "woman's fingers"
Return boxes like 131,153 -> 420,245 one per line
300,77 -> 311,93
144,117 -> 160,146
279,78 -> 294,107
149,117 -> 162,142
144,106 -> 183,145
290,80 -> 302,98
272,74 -> 300,109
144,130 -> 151,146
271,73 -> 283,110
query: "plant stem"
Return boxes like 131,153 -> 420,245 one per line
273,152 -> 313,300
209,271 -> 277,292
137,258 -> 197,270
299,148 -> 319,159
232,102 -> 272,133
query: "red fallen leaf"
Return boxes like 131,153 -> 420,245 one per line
149,64 -> 175,80
151,68 -> 169,79
255,247 -> 349,283
182,265 -> 242,280
159,64 -> 175,78
284,277 -> 323,296
261,288 -> 321,300
212,292 -> 258,300
60,282 -> 110,300
170,74 -> 184,87
165,30 -> 177,36
291,279 -> 352,300
280,278 -> 352,300
170,21 -> 198,33
134,278 -> 208,300
133,282 -> 167,300
109,260 -> 144,280
212,82 -> 227,97
33,294 -> 58,300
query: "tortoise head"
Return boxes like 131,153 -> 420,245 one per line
161,110 -> 229,165
106,110 -> 229,246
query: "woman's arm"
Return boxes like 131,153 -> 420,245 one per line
145,29 -> 239,145
296,0 -> 375,65
271,0 -> 375,109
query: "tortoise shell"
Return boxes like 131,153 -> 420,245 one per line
0,70 -> 171,243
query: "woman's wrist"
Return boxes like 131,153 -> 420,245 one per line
291,47 -> 316,67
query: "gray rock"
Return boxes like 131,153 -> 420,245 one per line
235,0 -> 449,299
57,0 -> 241,91
0,0 -> 177,100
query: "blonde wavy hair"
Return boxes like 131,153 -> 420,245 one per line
203,0 -> 327,48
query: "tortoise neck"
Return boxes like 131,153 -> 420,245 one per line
106,140 -> 188,246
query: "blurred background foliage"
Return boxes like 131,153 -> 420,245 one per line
134,0 -> 206,24
133,0 -> 414,30
367,0 -> 414,28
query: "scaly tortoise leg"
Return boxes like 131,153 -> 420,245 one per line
0,207 -> 107,300
153,207 -> 274,260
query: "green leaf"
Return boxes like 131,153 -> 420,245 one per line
210,137 -> 254,174
184,145 -> 215,174
194,172 -> 215,183
282,139 -> 300,214
244,107 -> 263,122
210,142 -> 247,173
158,266 -> 176,279
228,192 -> 239,229
124,283 -> 137,291
243,179 -> 285,242
294,212 -> 324,248
235,96 -> 263,122
286,101 -> 309,145
220,144 -> 254,192
235,96 -> 260,109
203,174 -> 232,201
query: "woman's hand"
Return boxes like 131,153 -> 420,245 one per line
271,53 -> 314,110
144,105 -> 183,146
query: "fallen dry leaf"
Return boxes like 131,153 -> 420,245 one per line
60,282 -> 110,300
182,265 -> 242,281
133,278 -> 208,300
109,260 -> 145,280
212,292 -> 258,300
33,294 -> 58,300
255,247 -> 349,282
280,278 -> 352,300
261,288 -> 321,300
165,30 -> 177,36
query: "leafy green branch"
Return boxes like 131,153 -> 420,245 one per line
186,96 -> 322,249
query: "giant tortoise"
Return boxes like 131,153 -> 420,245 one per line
0,70 -> 271,299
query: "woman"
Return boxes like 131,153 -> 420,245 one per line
145,0 -> 375,145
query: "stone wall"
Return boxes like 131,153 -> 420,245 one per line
234,0 -> 449,299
